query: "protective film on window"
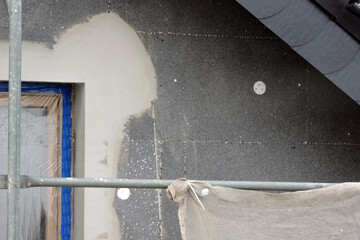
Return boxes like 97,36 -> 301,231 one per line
0,83 -> 72,240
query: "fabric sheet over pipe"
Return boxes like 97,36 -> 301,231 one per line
167,178 -> 360,240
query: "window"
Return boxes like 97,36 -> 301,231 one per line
0,82 -> 73,240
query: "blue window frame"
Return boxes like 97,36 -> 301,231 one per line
0,82 -> 72,240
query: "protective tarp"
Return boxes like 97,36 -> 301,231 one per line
167,178 -> 360,240
0,93 -> 63,240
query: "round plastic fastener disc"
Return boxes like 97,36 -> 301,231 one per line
254,81 -> 266,95
117,188 -> 131,200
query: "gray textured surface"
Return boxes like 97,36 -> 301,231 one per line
307,67 -> 360,143
117,1 -> 360,239
237,0 -> 360,104
1,0 -> 360,239
149,35 -> 307,143
186,142 -> 360,182
111,0 -> 272,37
115,137 -> 160,240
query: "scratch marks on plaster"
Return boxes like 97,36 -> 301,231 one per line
136,30 -> 277,40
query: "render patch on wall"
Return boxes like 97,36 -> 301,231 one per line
0,12 -> 158,240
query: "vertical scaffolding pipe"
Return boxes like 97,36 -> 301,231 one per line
6,0 -> 22,239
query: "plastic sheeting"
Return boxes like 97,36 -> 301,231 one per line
168,178 -> 360,240
0,83 -> 72,240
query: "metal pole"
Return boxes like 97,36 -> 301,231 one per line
0,175 -> 336,191
6,0 -> 22,239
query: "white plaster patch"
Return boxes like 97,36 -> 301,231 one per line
117,188 -> 130,200
0,12 -> 157,240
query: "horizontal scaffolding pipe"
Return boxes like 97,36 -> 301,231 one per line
0,175 -> 337,191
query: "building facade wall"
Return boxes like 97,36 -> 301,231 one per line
0,1 -> 360,239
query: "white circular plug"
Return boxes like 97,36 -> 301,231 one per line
117,188 -> 130,200
254,81 -> 266,95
